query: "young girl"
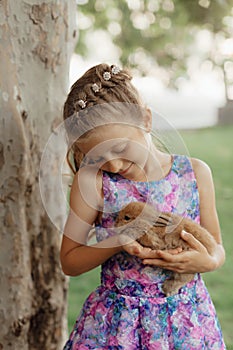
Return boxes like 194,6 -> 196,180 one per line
60,63 -> 226,349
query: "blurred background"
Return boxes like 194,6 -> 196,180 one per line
68,1 -> 233,348
70,0 -> 233,128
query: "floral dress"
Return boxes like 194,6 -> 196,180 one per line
64,155 -> 225,349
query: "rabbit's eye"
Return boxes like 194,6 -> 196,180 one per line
124,215 -> 131,221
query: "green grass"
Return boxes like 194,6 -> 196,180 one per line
68,125 -> 233,347
181,126 -> 233,348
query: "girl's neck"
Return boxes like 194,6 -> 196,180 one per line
131,143 -> 173,182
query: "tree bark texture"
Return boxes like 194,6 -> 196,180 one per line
0,1 -> 77,348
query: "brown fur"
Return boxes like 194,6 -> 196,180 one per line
115,201 -> 216,296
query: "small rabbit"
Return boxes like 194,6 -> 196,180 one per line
115,201 -> 216,296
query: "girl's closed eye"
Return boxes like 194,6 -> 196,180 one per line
84,156 -> 105,166
113,142 -> 128,154
84,142 -> 128,165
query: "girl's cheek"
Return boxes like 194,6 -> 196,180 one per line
127,144 -> 147,160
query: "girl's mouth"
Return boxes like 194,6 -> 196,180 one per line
119,163 -> 133,175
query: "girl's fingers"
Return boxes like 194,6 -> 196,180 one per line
142,257 -> 183,270
142,249 -> 188,266
181,230 -> 206,251
119,235 -> 140,254
167,247 -> 183,255
143,258 -> 168,266
156,250 -> 179,261
118,234 -> 135,246
147,249 -> 185,263
120,235 -> 152,256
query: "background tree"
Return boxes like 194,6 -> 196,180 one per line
0,1 -> 76,349
76,0 -> 233,97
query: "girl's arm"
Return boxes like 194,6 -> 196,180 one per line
60,236 -> 122,276
190,158 -> 225,270
139,158 -> 226,273
61,167 -> 167,276
60,169 -> 122,276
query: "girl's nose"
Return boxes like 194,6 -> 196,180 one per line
105,159 -> 124,173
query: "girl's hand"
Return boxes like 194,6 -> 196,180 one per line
119,235 -> 182,260
142,231 -> 218,273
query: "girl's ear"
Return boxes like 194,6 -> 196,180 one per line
143,108 -> 152,132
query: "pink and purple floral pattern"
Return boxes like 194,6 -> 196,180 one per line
64,155 -> 225,349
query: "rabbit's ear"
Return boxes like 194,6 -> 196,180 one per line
153,214 -> 173,227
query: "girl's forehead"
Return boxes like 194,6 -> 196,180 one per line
78,124 -> 143,153
93,124 -> 137,137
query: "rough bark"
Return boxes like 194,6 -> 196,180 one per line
0,1 -> 76,348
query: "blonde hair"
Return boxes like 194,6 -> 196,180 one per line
63,63 -> 145,173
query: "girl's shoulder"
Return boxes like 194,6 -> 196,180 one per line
190,157 -> 212,177
173,155 -> 211,177
72,167 -> 103,188
190,157 -> 213,190
172,155 -> 213,189
71,167 -> 104,208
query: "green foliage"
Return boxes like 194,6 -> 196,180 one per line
76,0 -> 233,87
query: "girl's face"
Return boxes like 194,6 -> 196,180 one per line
78,123 -> 152,181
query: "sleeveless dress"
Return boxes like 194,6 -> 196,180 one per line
64,155 -> 225,349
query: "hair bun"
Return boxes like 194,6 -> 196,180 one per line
95,63 -> 132,87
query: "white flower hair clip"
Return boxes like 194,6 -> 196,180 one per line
111,65 -> 121,74
92,83 -> 100,93
103,65 -> 121,81
77,99 -> 86,109
103,71 -> 111,81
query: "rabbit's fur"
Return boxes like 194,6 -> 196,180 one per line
115,201 -> 216,296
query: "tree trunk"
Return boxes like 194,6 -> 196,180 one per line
0,1 -> 76,349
